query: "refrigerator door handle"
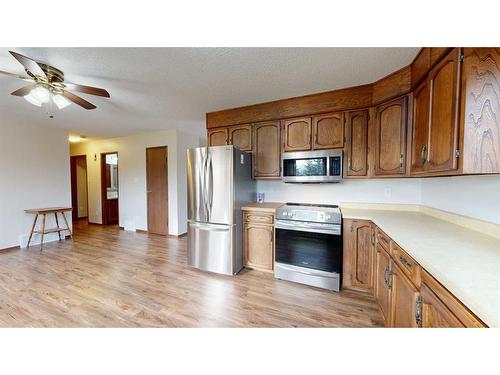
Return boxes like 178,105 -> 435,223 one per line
202,149 -> 210,220
207,153 -> 214,218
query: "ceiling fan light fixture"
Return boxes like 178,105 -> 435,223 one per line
53,93 -> 72,109
24,93 -> 42,107
30,85 -> 50,103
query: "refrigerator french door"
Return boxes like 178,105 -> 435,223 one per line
187,146 -> 254,275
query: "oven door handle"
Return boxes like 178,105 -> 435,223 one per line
275,220 -> 341,235
276,264 -> 340,278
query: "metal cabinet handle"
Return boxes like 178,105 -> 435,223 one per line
415,296 -> 423,327
387,270 -> 393,290
400,153 -> 404,171
421,145 -> 428,165
383,266 -> 389,287
399,255 -> 412,269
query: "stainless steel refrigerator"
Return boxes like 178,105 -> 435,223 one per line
187,145 -> 255,275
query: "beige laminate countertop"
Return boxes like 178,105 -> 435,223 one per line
241,202 -> 284,213
341,207 -> 500,327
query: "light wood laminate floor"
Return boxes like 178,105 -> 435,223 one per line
0,221 -> 383,327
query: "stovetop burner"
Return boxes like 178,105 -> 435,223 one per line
286,202 -> 339,209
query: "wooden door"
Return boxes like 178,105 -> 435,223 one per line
229,124 -> 252,151
253,121 -> 281,179
345,110 -> 369,177
146,146 -> 168,235
374,244 -> 392,324
461,48 -> 500,174
421,283 -> 464,328
244,223 -> 274,271
374,96 -> 408,176
390,262 -> 421,328
411,80 -> 430,174
343,220 -> 374,292
312,112 -> 344,149
283,117 -> 312,152
426,48 -> 461,173
208,128 -> 228,146
100,152 -> 119,225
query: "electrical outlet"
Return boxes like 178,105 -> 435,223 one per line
384,187 -> 392,198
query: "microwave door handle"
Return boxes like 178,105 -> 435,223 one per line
326,155 -> 330,177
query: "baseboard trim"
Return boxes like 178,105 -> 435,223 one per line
0,245 -> 20,252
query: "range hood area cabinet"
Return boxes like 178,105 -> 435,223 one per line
206,47 -> 500,179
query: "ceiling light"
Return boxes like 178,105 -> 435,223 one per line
30,86 -> 50,103
53,94 -> 72,109
68,135 -> 82,143
24,93 -> 42,107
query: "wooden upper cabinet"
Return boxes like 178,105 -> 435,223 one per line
375,243 -> 392,324
389,261 -> 421,328
411,80 -> 430,174
426,48 -> 461,173
411,48 -> 430,87
283,117 -> 312,152
374,96 -> 408,176
343,220 -> 374,293
312,112 -> 344,149
229,124 -> 252,151
253,121 -> 281,179
208,128 -> 228,146
461,48 -> 500,174
345,110 -> 369,177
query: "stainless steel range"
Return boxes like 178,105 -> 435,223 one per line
275,203 -> 342,291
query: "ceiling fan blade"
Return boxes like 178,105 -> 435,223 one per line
62,90 -> 96,110
9,51 -> 47,79
64,83 -> 110,98
0,70 -> 32,81
11,85 -> 35,96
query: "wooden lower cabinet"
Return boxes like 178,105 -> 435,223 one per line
342,219 -> 374,292
243,211 -> 274,272
389,261 -> 421,327
374,244 -> 392,324
344,221 -> 487,327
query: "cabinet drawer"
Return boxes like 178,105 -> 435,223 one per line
244,212 -> 274,225
391,242 -> 421,288
376,227 -> 391,251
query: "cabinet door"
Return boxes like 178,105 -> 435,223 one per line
253,121 -> 281,178
421,283 -> 464,328
426,48 -> 461,173
244,223 -> 274,271
283,117 -> 312,152
229,124 -> 252,151
462,48 -> 500,174
208,128 -> 228,146
375,96 -> 408,176
345,110 -> 369,177
411,80 -> 430,174
312,112 -> 344,149
343,220 -> 374,292
374,244 -> 392,324
390,262 -> 421,328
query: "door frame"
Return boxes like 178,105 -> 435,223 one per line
70,154 -> 89,222
146,146 -> 168,235
101,151 -> 119,225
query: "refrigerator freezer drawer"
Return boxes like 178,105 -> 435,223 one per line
187,221 -> 238,276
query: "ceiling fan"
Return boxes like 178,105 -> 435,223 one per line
0,50 -> 110,112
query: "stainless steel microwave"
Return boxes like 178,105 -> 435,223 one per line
282,150 -> 343,183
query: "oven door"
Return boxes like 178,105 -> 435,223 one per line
275,220 -> 342,274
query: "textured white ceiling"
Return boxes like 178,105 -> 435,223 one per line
0,48 -> 419,138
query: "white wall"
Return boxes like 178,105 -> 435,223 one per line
258,175 -> 500,224
70,128 -> 203,236
420,175 -> 500,224
0,120 -> 71,249
257,178 -> 422,206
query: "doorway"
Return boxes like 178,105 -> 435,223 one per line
146,146 -> 168,235
70,155 -> 89,223
101,152 -> 119,225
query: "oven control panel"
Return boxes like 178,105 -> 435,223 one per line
277,206 -> 341,224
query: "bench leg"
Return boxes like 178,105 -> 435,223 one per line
40,213 -> 46,251
54,212 -> 62,240
27,214 -> 38,248
61,212 -> 73,239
